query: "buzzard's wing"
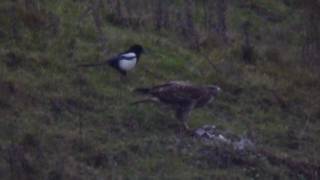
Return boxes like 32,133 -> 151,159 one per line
150,83 -> 204,105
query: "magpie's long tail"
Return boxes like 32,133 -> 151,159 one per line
133,88 -> 151,94
77,60 -> 111,67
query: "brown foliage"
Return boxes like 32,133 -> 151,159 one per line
15,0 -> 50,30
300,0 -> 320,66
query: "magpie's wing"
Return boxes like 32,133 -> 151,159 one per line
119,52 -> 137,60
107,54 -> 129,76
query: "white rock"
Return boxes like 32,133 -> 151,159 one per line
195,128 -> 206,136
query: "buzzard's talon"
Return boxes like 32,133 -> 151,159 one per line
183,122 -> 190,130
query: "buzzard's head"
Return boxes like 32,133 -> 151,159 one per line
207,85 -> 221,96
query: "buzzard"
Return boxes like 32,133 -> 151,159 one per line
78,44 -> 144,76
133,81 -> 221,130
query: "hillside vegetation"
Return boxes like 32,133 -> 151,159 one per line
0,0 -> 320,179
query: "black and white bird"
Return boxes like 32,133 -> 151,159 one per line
79,44 -> 144,76
133,81 -> 222,130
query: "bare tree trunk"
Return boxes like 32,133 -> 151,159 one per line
154,0 -> 169,32
114,0 -> 126,26
214,0 -> 229,45
78,0 -> 108,58
91,0 -> 108,56
241,21 -> 255,64
154,0 -> 163,31
183,0 -> 195,36
301,0 -> 320,67
162,0 -> 170,29
202,0 -> 209,32
10,2 -> 20,41
104,0 -> 116,15
202,0 -> 228,47
182,0 -> 199,49
92,0 -> 103,33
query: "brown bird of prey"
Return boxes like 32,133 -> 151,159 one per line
133,81 -> 221,130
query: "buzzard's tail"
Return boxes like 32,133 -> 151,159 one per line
130,98 -> 159,105
133,88 -> 151,94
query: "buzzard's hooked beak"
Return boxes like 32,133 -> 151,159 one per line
216,86 -> 222,93
208,85 -> 222,94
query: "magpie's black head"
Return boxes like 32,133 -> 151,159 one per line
128,44 -> 144,55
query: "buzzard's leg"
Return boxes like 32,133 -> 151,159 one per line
175,102 -> 195,131
183,121 -> 190,130
175,109 -> 191,131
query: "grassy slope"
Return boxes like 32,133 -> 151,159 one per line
1,1 -> 320,179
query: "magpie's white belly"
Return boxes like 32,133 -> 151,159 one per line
119,58 -> 137,71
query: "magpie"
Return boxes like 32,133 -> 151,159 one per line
78,44 -> 144,76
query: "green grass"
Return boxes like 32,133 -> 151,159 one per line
1,0 -> 320,179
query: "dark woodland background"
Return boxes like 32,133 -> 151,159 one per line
0,0 -> 320,179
